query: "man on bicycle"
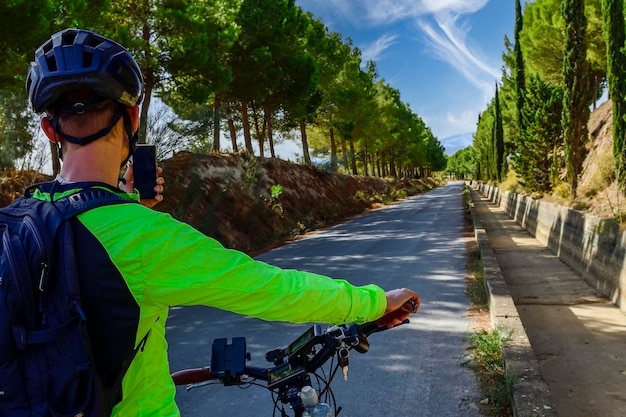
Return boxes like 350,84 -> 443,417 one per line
25,28 -> 420,416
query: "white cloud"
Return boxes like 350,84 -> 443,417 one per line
418,12 -> 499,91
361,34 -> 400,63
301,0 -> 490,26
296,0 -> 501,138
299,0 -> 499,91
423,108 -> 479,140
418,0 -> 489,15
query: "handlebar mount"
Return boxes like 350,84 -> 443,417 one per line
171,319 -> 409,416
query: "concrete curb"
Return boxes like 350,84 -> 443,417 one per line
468,188 -> 557,417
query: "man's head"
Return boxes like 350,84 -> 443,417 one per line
26,28 -> 143,161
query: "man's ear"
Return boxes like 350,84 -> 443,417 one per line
127,105 -> 140,133
40,117 -> 60,143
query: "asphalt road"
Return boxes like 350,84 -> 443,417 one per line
166,181 -> 482,417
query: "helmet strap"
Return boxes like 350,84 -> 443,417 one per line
49,102 -> 137,169
50,110 -> 124,147
120,107 -> 137,168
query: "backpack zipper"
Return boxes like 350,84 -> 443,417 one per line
23,216 -> 48,292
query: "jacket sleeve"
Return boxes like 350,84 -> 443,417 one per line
79,204 -> 387,325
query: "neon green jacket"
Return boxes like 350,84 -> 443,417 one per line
36,182 -> 386,416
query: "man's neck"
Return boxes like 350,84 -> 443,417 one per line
59,145 -> 122,187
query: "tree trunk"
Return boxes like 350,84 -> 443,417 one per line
228,117 -> 238,153
241,101 -> 254,154
268,113 -> 276,158
300,120 -> 312,165
138,23 -> 153,144
252,104 -> 266,157
212,94 -> 221,152
349,140 -> 357,175
341,139 -> 348,169
361,145 -> 369,176
330,127 -> 337,170
389,154 -> 397,178
50,143 -> 61,176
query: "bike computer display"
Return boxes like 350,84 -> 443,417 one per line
287,324 -> 323,360
266,361 -> 306,388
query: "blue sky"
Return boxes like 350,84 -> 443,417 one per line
295,0 -> 518,154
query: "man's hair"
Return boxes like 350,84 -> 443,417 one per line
54,101 -> 123,144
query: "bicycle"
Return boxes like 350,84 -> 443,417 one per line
171,303 -> 415,416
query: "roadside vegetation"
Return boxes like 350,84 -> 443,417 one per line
464,329 -> 514,417
462,185 -> 513,417
463,245 -> 513,417
446,0 -> 626,226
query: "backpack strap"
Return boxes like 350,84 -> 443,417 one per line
14,183 -> 144,415
103,328 -> 152,412
7,185 -> 138,348
24,181 -> 138,218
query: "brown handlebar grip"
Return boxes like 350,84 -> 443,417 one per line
171,367 -> 214,385
376,300 -> 417,328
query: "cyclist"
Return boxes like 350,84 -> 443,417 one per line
25,28 -> 420,416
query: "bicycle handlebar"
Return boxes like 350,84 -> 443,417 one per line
171,366 -> 216,385
171,317 -> 409,387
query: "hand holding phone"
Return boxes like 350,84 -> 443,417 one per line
133,144 -> 158,199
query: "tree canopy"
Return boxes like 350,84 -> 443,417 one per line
0,0 -> 445,179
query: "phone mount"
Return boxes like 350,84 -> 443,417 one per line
211,337 -> 248,385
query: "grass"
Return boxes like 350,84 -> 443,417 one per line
464,329 -> 514,416
465,248 -> 488,309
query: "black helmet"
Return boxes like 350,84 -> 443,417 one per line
26,28 -> 143,113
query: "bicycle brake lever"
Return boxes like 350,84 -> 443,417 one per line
185,380 -> 212,391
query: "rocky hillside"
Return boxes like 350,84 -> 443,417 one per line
0,152 -> 440,254
576,100 -> 622,219
155,152 -> 440,253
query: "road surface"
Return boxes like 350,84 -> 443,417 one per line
166,181 -> 482,416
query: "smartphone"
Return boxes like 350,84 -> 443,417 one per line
133,144 -> 158,199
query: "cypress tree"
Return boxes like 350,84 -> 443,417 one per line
602,0 -> 626,191
562,0 -> 590,199
514,0 -> 526,136
518,75 -> 563,193
494,83 -> 505,181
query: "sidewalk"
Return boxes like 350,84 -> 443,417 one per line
469,186 -> 626,417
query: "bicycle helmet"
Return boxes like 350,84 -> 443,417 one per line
26,28 -> 143,113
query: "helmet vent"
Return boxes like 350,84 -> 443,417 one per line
83,51 -> 94,68
84,35 -> 102,49
27,29 -> 145,111
45,55 -> 58,72
61,31 -> 78,46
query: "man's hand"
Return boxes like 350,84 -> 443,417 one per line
378,288 -> 420,328
120,164 -> 165,208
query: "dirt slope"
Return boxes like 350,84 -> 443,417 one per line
577,100 -> 623,219
0,152 -> 441,254
155,152 -> 439,253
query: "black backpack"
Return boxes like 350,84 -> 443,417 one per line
0,184 -> 138,417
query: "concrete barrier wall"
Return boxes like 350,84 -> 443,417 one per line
476,183 -> 626,312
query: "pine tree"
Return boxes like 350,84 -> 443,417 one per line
602,0 -> 626,191
562,0 -> 591,199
